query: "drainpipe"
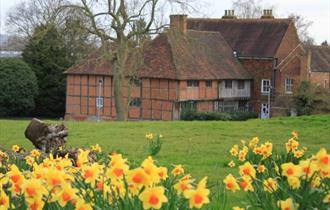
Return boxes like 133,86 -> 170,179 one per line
270,58 -> 278,118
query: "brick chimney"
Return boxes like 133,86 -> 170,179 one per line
222,10 -> 237,19
170,15 -> 188,34
261,9 -> 275,19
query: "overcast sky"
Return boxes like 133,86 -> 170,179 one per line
0,0 -> 329,44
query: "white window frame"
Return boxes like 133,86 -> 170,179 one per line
285,78 -> 293,94
96,97 -> 104,108
261,79 -> 271,94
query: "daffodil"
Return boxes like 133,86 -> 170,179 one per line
223,174 -> 240,192
127,167 -> 151,187
287,176 -> 300,189
239,176 -> 254,192
139,186 -> 168,209
55,184 -> 78,207
81,163 -> 103,187
0,190 -> 9,210
323,193 -> 330,203
11,145 -> 20,153
171,164 -> 184,176
22,178 -> 48,200
75,199 -> 93,210
278,198 -> 297,210
281,163 -> 301,177
184,177 -> 210,209
174,175 -> 194,195
239,162 -> 256,179
263,178 -> 278,192
228,160 -> 235,168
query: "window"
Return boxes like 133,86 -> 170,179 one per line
218,101 -> 237,112
130,78 -> 141,86
206,80 -> 212,87
285,78 -> 293,94
129,98 -> 141,107
238,80 -> 245,89
187,80 -> 199,87
225,80 -> 232,89
261,79 -> 271,94
96,97 -> 104,108
181,101 -> 197,112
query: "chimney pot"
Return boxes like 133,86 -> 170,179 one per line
261,9 -> 274,19
170,14 -> 188,34
222,9 -> 237,19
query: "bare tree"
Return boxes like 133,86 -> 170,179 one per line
6,0 -> 69,37
232,0 -> 272,18
289,14 -> 314,45
63,0 -> 193,120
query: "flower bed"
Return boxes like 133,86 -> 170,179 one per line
224,132 -> 330,210
0,142 -> 210,210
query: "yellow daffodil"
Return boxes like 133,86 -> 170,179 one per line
139,186 -> 168,209
323,193 -> 330,203
281,163 -> 301,177
127,167 -> 151,187
55,184 -> 78,207
22,178 -> 48,200
90,144 -> 102,153
228,160 -> 235,168
278,198 -> 297,210
171,164 -> 184,176
184,177 -> 210,209
30,149 -> 41,158
157,167 -> 168,180
76,149 -> 90,167
257,164 -> 266,173
239,162 -> 256,179
82,163 -> 103,187
287,176 -> 301,189
233,207 -> 245,210
75,199 -> 93,210
263,178 -> 278,192
230,145 -> 239,157
248,137 -> 259,148
11,145 -> 20,153
0,190 -> 9,210
223,174 -> 240,192
239,176 -> 254,192
174,175 -> 194,195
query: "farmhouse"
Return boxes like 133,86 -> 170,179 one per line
64,10 -> 322,120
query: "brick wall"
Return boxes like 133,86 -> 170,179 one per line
309,72 -> 330,90
179,80 -> 218,100
239,59 -> 273,113
65,76 -> 177,121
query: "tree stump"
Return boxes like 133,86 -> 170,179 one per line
24,118 -> 68,153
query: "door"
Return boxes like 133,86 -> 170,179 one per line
173,103 -> 180,120
261,103 -> 269,119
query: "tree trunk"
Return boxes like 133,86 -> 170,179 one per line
24,118 -> 68,153
113,39 -> 129,121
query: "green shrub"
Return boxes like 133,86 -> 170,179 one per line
0,58 -> 38,116
180,110 -> 257,121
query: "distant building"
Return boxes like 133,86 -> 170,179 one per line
64,10 -> 327,121
0,51 -> 22,58
307,46 -> 330,90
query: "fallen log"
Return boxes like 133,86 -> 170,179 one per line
24,118 -> 68,153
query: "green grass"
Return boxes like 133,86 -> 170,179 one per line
1,115 -> 330,208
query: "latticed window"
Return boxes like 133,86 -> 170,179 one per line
129,98 -> 141,107
206,80 -> 212,87
187,80 -> 199,87
261,79 -> 270,94
285,78 -> 293,94
238,80 -> 245,89
225,80 -> 232,89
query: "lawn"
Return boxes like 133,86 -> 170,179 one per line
0,115 -> 329,208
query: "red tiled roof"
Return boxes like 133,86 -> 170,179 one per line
309,46 -> 330,72
187,18 -> 293,57
65,30 -> 251,80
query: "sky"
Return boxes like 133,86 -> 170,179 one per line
0,0 -> 329,44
